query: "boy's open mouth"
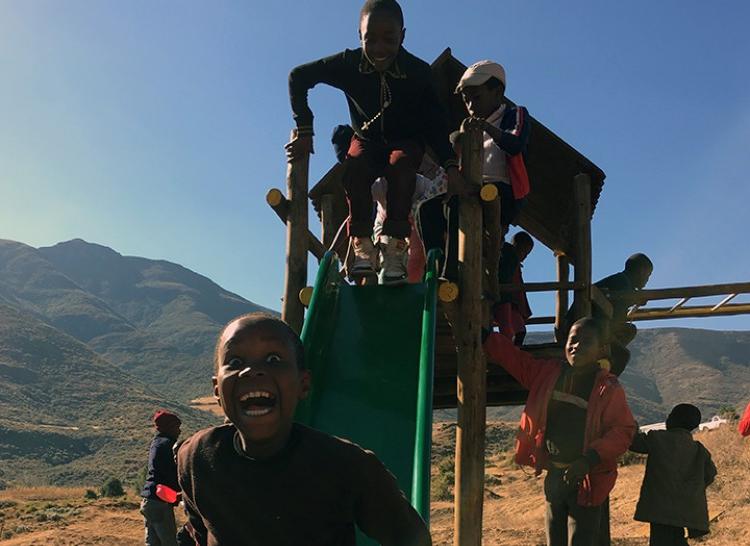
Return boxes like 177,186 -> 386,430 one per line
238,390 -> 277,417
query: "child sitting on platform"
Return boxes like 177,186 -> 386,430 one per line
418,60 -> 531,281
332,124 -> 448,283
286,0 -> 462,285
177,313 -> 431,545
484,317 -> 636,546
630,404 -> 717,545
494,231 -> 534,345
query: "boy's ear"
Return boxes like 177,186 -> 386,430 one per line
299,370 -> 312,400
400,27 -> 406,44
212,376 -> 220,401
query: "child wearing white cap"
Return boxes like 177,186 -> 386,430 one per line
418,60 -> 531,282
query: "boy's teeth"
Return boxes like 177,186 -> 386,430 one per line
243,408 -> 273,417
239,391 -> 274,402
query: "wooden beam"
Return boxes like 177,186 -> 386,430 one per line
266,188 -> 325,260
630,302 -> 750,321
591,284 -> 613,319
572,174 -> 592,319
527,316 -> 556,325
498,280 -> 586,293
555,253 -> 570,342
282,130 -> 309,334
612,282 -> 750,303
453,126 -> 486,546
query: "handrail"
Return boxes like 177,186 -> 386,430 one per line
412,248 -> 441,520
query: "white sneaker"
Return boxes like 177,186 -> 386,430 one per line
378,236 -> 408,285
350,237 -> 377,279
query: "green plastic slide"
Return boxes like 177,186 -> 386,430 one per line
297,250 -> 439,541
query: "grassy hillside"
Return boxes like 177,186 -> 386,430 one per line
0,303 -> 217,488
0,238 -> 269,401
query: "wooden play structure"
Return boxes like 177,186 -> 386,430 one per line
267,49 -> 750,545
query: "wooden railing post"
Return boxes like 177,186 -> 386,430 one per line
320,194 -> 336,249
555,252 -> 570,342
573,173 -> 592,320
282,129 -> 309,334
453,126 -> 486,546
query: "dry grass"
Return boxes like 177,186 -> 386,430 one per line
0,487 -> 90,502
0,425 -> 746,545
190,396 -> 224,418
429,425 -> 750,546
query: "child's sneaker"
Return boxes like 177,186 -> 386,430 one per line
350,236 -> 377,281
378,236 -> 408,286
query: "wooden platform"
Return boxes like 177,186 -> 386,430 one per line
432,313 -> 563,409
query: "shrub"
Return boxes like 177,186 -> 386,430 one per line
100,477 -> 125,497
432,472 -> 454,501
84,489 -> 98,500
432,455 -> 456,502
132,465 -> 148,495
718,405 -> 740,421
619,450 -> 647,467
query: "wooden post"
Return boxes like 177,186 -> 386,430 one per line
555,252 -> 569,342
266,189 -> 325,260
282,129 -> 309,334
454,126 -> 486,546
572,173 -> 592,320
482,197 -> 502,306
319,194 -> 336,249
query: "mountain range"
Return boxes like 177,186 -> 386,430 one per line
0,238 -> 267,487
0,237 -> 748,487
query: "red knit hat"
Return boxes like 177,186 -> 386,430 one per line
153,410 -> 181,432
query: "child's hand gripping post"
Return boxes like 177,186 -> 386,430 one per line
285,130 -> 314,162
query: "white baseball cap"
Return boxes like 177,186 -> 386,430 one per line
455,60 -> 506,93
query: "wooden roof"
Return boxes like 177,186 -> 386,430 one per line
430,48 -> 606,263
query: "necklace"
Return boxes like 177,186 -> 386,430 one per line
233,430 -> 258,461
361,73 -> 392,132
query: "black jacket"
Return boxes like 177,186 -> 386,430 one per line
141,432 -> 179,499
631,429 -> 716,532
289,47 -> 457,168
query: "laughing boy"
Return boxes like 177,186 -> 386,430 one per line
177,313 -> 431,546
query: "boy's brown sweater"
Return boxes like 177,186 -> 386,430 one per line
177,423 -> 430,546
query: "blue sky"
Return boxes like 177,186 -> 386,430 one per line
1,0 -> 749,330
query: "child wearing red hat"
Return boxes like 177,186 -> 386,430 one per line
140,410 -> 182,546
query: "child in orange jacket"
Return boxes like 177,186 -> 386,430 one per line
484,317 -> 636,546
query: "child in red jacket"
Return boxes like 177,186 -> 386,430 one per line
484,317 -> 636,546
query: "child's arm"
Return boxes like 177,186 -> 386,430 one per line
287,51 -> 352,152
629,431 -> 649,454
355,451 -> 431,546
495,105 -> 531,156
483,331 -> 558,390
465,105 -> 531,156
587,384 -> 637,463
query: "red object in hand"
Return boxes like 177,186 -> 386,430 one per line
155,484 -> 179,504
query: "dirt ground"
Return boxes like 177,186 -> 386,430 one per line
0,426 -> 747,545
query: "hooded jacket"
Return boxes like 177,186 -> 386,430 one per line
631,429 -> 716,532
484,333 -> 636,506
